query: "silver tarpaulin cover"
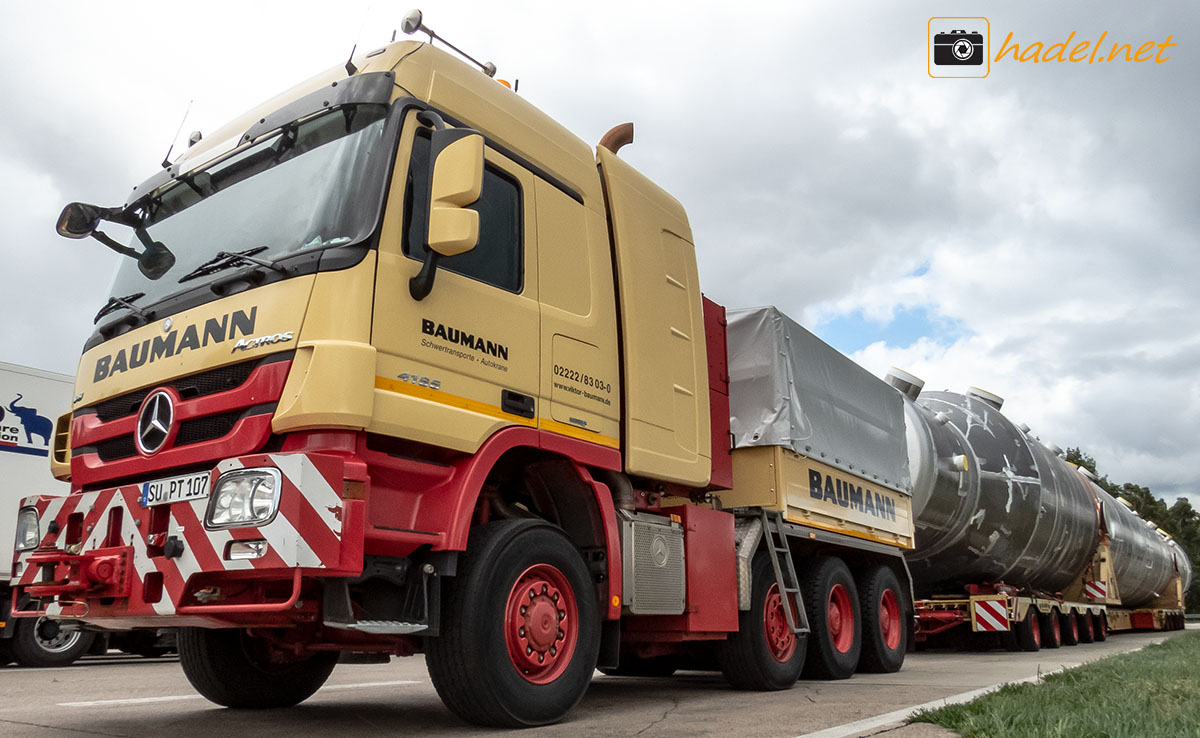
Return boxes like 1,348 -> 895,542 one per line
726,306 -> 911,495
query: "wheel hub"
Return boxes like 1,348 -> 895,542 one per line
828,584 -> 855,653
505,564 -> 578,684
763,584 -> 796,662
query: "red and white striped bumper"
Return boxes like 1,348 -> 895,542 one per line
12,452 -> 363,627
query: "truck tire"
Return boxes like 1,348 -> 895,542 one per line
1039,608 -> 1062,649
1078,612 -> 1095,643
10,617 -> 96,667
856,565 -> 906,673
1060,611 -> 1080,646
178,628 -> 337,708
425,519 -> 600,727
718,552 -> 805,690
800,557 -> 861,679
1014,607 -> 1040,651
1092,613 -> 1108,641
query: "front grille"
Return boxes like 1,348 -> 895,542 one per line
96,436 -> 137,462
176,411 -> 242,447
87,354 -> 289,422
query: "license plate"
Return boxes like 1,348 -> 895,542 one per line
139,471 -> 211,507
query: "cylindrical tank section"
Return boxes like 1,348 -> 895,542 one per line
895,382 -> 1100,595
888,369 -> 1192,603
1095,486 -> 1194,607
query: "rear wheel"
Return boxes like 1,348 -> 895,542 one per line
1092,613 -> 1108,641
1014,607 -> 1040,652
856,565 -> 906,673
178,628 -> 337,708
1078,612 -> 1095,643
1039,608 -> 1062,649
1061,611 -> 1080,646
10,617 -> 96,668
800,557 -> 861,679
425,520 -> 600,727
718,552 -> 805,690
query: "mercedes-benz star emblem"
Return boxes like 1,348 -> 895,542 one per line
136,390 -> 175,455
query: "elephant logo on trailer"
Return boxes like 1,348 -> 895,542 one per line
7,394 -> 52,446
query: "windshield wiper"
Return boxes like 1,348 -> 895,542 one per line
176,246 -> 289,284
94,292 -> 148,324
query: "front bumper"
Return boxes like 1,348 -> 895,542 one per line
12,452 -> 363,627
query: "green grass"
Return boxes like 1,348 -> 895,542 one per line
910,633 -> 1200,738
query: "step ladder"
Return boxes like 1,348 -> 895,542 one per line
760,508 -> 809,635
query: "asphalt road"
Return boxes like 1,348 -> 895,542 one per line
0,627 -> 1192,738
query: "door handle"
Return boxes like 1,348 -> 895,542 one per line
501,390 -> 535,419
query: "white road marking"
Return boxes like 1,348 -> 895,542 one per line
58,680 -> 421,707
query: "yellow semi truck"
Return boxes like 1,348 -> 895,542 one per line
14,14 -> 917,726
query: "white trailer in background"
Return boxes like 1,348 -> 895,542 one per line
0,361 -> 89,666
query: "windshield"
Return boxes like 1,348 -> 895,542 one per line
103,103 -> 392,311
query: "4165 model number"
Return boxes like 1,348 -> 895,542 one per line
397,372 -> 441,390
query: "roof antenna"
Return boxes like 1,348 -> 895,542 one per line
401,9 -> 497,77
345,44 -> 358,75
161,99 -> 194,168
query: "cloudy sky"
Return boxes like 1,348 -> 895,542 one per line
1,1 -> 1197,503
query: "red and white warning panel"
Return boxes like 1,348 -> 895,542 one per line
1083,580 -> 1108,599
971,598 -> 1010,632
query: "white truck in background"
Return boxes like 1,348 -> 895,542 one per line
0,361 -> 87,666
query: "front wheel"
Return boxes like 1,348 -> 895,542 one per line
800,557 -> 861,679
178,628 -> 338,708
10,617 -> 96,668
856,565 -> 906,673
718,552 -> 806,690
425,520 -> 600,727
1039,608 -> 1062,649
1061,611 -> 1080,646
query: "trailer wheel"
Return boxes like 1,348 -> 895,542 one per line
718,552 -> 805,690
800,557 -> 861,680
10,617 -> 96,668
856,565 -> 906,673
1013,607 -> 1040,651
1092,613 -> 1108,641
1039,608 -> 1062,649
178,628 -> 337,708
1060,611 -> 1080,646
1078,612 -> 1095,643
425,520 -> 599,727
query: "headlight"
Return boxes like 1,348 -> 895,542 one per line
15,506 -> 40,552
204,468 -> 282,529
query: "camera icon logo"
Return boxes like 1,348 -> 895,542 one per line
929,18 -> 990,78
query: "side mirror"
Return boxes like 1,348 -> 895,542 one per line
426,128 -> 484,257
56,202 -> 104,239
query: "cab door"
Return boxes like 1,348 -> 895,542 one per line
372,113 -> 540,453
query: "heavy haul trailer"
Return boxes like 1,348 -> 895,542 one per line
883,371 -> 1192,649
12,19 -> 913,727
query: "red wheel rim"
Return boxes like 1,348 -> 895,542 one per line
1069,615 -> 1079,640
1031,614 -> 1040,646
827,583 -> 855,653
763,583 -> 797,662
504,563 -> 578,684
1082,614 -> 1093,638
1097,616 -> 1107,637
1051,613 -> 1061,642
879,589 -> 902,650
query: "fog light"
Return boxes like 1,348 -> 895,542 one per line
204,468 -> 282,529
226,539 -> 269,560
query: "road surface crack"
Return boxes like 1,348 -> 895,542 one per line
636,696 -> 680,734
0,718 -> 131,737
